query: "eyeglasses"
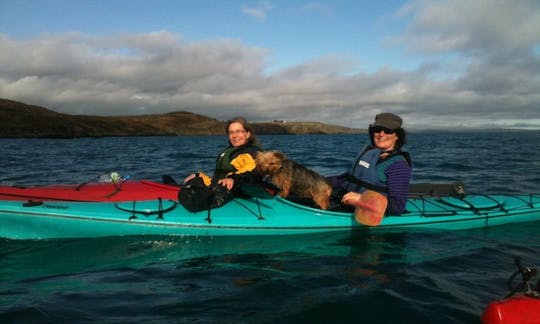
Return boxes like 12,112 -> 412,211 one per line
228,129 -> 246,136
370,126 -> 396,134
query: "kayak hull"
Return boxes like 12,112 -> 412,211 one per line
0,193 -> 539,240
482,295 -> 540,324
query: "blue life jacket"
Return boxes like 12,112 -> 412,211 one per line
342,146 -> 410,195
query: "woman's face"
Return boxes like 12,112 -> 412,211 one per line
227,121 -> 251,147
372,128 -> 398,151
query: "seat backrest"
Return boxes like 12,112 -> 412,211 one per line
408,181 -> 465,197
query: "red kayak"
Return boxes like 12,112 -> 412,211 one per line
482,257 -> 540,324
0,179 -> 180,202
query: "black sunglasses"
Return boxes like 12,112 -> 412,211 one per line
369,126 -> 396,134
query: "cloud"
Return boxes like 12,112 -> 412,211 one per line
241,2 -> 273,21
0,1 -> 539,130
0,32 -> 269,116
301,2 -> 334,16
396,0 -> 540,54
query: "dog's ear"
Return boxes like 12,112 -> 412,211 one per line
274,151 -> 286,160
255,151 -> 267,160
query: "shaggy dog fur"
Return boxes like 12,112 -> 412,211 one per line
255,150 -> 332,210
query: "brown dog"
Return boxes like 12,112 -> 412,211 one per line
255,151 -> 332,210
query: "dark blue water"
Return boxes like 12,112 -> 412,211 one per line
1,132 -> 539,323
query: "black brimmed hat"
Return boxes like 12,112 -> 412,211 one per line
371,113 -> 403,130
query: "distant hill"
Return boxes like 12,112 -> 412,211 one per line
0,98 -> 362,138
252,120 -> 361,135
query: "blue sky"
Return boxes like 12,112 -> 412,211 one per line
1,0 -> 539,129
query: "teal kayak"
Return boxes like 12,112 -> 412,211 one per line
0,192 -> 539,240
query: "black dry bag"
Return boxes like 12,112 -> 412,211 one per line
178,175 -> 233,212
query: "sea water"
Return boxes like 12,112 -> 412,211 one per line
1,132 -> 539,323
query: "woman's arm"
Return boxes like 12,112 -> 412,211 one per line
385,160 -> 412,215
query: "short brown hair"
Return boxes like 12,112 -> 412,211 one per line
225,117 -> 258,146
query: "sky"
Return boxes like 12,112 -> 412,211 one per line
1,0 -> 539,130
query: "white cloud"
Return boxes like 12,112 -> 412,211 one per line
395,0 -> 540,54
1,1 -> 539,130
301,2 -> 334,16
241,1 -> 273,21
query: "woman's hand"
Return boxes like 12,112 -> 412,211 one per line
218,178 -> 235,190
341,192 -> 362,205
183,173 -> 196,183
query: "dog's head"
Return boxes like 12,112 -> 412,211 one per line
255,151 -> 286,176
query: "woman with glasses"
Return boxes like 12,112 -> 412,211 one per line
329,113 -> 412,215
183,117 -> 261,192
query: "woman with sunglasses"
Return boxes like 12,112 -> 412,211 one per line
329,113 -> 412,215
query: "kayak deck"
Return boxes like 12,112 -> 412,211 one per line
0,180 -> 179,202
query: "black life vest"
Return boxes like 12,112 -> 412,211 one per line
213,144 -> 261,180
